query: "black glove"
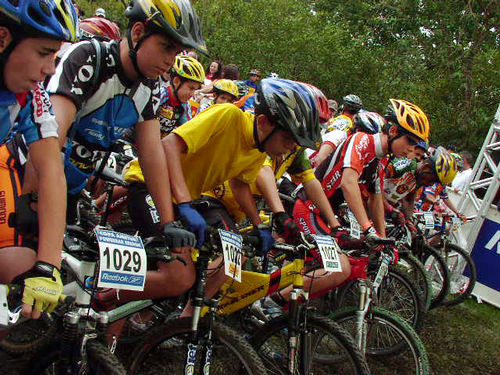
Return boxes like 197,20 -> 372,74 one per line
363,226 -> 382,249
390,209 -> 406,226
272,212 -> 301,243
163,222 -> 196,249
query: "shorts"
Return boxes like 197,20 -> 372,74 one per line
0,143 -> 32,248
292,199 -> 331,236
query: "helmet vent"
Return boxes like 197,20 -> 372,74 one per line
28,5 -> 48,26
8,0 -> 19,7
38,0 -> 51,17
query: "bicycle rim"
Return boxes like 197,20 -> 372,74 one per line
397,253 -> 432,311
332,307 -> 430,375
441,243 -> 477,307
250,313 -> 370,375
129,317 -> 267,374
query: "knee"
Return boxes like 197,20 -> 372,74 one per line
338,254 -> 351,284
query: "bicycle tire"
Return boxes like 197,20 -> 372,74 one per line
128,316 -> 268,374
27,339 -> 127,375
336,266 -> 426,333
249,312 -> 370,375
413,242 -> 450,309
0,314 -> 57,354
331,307 -> 430,375
440,243 -> 477,307
396,252 -> 432,311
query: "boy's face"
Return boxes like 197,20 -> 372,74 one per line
2,35 -> 61,93
258,115 -> 297,157
136,33 -> 183,79
215,93 -> 234,104
175,78 -> 201,103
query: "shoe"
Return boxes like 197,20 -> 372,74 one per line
250,297 -> 283,324
127,313 -> 155,333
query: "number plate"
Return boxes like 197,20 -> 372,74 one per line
373,255 -> 391,290
219,229 -> 243,282
0,285 -> 8,327
348,211 -> 361,239
96,229 -> 147,291
313,235 -> 343,272
423,212 -> 434,229
451,217 -> 461,231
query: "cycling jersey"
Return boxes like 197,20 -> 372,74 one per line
315,132 -> 385,211
415,183 -> 448,211
0,84 -> 58,147
124,103 -> 266,201
234,93 -> 255,114
204,147 -> 315,223
383,157 -> 418,204
157,84 -> 192,136
327,114 -> 353,132
46,40 -> 160,193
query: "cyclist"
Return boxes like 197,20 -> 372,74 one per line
42,0 -> 208,301
326,94 -> 362,133
78,16 -> 121,41
0,0 -> 77,320
157,54 -> 205,135
197,78 -> 239,114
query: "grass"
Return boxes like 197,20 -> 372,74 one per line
421,298 -> 500,375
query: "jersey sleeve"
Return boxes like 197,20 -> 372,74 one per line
288,148 -> 315,184
16,83 -> 59,144
46,41 -> 98,111
139,79 -> 161,121
342,132 -> 374,175
173,104 -> 239,154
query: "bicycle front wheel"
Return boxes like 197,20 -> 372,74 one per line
440,243 -> 477,307
28,339 -> 127,375
332,307 -> 430,375
128,317 -> 267,374
250,312 -> 370,375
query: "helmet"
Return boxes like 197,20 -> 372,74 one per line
0,0 -> 78,42
95,8 -> 106,17
171,55 -> 205,83
451,152 -> 463,170
79,17 -> 121,41
354,110 -> 386,134
429,146 -> 458,186
234,80 -> 249,98
249,69 -> 261,76
213,79 -> 239,99
342,94 -> 363,112
304,83 -> 331,124
125,0 -> 208,55
267,72 -> 279,79
328,99 -> 338,113
386,99 -> 430,142
255,78 -> 320,150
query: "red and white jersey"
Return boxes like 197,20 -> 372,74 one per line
315,132 -> 386,200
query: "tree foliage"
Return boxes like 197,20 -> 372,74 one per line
192,0 -> 499,153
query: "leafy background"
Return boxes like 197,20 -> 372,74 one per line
77,0 -> 499,154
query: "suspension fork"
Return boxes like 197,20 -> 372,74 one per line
355,280 -> 370,352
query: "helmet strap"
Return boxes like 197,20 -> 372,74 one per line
253,116 -> 278,153
126,26 -> 151,79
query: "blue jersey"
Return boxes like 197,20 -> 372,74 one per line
157,83 -> 192,136
46,40 -> 160,193
0,84 -> 58,148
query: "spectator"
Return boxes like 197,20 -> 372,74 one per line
328,99 -> 338,116
244,68 -> 260,90
222,63 -> 239,80
205,60 -> 222,81
452,151 -> 474,192
95,8 -> 106,18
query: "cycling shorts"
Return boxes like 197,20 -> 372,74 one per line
292,199 -> 331,236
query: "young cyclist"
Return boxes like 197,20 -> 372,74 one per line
196,79 -> 239,114
326,94 -> 362,133
41,0 -> 208,301
78,16 -> 121,42
0,0 -> 77,320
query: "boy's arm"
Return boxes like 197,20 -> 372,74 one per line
369,193 -> 386,237
162,133 -> 191,203
340,168 -> 371,230
231,178 -> 261,226
256,165 -> 286,214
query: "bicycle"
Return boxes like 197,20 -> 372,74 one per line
414,212 -> 477,307
329,238 -> 430,375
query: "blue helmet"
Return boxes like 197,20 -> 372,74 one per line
0,0 -> 78,42
354,110 -> 386,134
255,78 -> 321,150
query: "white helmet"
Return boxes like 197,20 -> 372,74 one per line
95,8 -> 106,18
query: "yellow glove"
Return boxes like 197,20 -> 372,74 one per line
21,262 -> 63,314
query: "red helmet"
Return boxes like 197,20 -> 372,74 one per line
79,17 -> 121,41
304,83 -> 331,124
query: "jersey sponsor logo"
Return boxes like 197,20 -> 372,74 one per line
85,128 -> 105,141
0,191 -> 6,225
325,170 -> 341,192
33,87 -> 44,118
354,134 -> 370,160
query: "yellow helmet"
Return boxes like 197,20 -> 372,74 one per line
172,55 -> 205,84
431,146 -> 458,186
213,79 -> 239,99
387,99 -> 430,142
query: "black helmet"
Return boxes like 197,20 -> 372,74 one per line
255,78 -> 321,150
343,94 -> 363,113
125,0 -> 208,55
